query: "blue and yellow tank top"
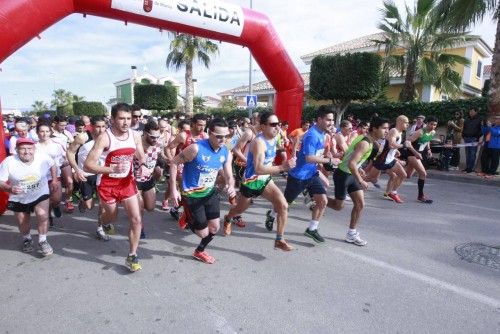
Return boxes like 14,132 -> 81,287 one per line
242,134 -> 276,190
182,139 -> 228,198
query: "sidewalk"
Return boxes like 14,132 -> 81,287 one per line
427,169 -> 500,187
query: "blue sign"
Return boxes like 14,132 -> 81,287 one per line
246,95 -> 257,108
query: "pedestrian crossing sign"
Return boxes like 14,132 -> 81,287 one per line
246,95 -> 257,108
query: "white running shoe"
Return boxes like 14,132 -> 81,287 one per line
345,232 -> 367,246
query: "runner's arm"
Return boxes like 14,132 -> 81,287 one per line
223,151 -> 235,196
168,144 -> 198,192
83,133 -> 113,174
232,130 -> 252,162
66,133 -> 87,171
348,140 -> 370,185
252,140 -> 285,175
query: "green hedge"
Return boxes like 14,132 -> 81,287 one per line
134,84 -> 177,111
73,102 -> 107,116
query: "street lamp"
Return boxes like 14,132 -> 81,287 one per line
248,0 -> 253,118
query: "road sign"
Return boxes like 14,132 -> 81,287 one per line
246,95 -> 257,108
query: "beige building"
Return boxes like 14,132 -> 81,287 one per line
219,32 -> 493,104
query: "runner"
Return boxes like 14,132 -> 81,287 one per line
327,117 -> 389,246
405,116 -> 438,203
35,122 -> 66,226
133,120 -> 163,239
282,106 -> 335,243
0,138 -> 59,256
51,115 -> 75,213
222,112 -> 296,251
66,116 -> 110,240
169,118 -> 236,264
84,103 -> 150,272
365,115 -> 414,203
166,113 -> 209,220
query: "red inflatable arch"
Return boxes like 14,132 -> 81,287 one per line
0,0 -> 304,214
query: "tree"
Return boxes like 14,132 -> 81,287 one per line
134,83 -> 177,111
376,0 -> 473,102
309,52 -> 382,125
50,89 -> 84,115
437,0 -> 500,116
32,100 -> 49,114
219,98 -> 238,112
193,96 -> 206,112
73,101 -> 107,116
166,34 -> 219,114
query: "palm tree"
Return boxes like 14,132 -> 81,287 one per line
166,33 -> 219,114
51,89 -> 69,109
32,100 -> 49,114
437,0 -> 500,116
376,0 -> 473,101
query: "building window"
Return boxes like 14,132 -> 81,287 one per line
477,60 -> 482,78
441,94 -> 449,101
117,87 -> 121,98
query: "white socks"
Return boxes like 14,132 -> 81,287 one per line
38,234 -> 47,243
308,220 -> 319,231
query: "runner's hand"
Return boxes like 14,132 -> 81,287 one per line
359,179 -> 369,191
74,169 -> 87,182
226,186 -> 236,199
284,156 -> 297,170
415,152 -> 423,160
169,189 -> 181,207
138,164 -> 151,178
49,179 -> 60,194
11,185 -> 24,195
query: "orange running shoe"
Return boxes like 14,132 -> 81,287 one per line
178,211 -> 187,230
274,240 -> 294,251
388,192 -> 404,203
233,215 -> 246,228
64,201 -> 75,213
193,250 -> 215,264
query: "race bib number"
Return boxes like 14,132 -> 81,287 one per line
18,175 -> 41,193
109,162 -> 131,178
200,170 -> 218,188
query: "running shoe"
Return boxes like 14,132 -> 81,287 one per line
96,229 -> 111,241
223,215 -> 232,236
345,232 -> 367,246
383,193 -> 393,201
39,241 -> 54,256
417,196 -> 433,204
304,228 -> 325,243
53,206 -> 62,218
265,210 -> 275,231
177,210 -> 188,230
64,201 -> 75,213
308,201 -> 316,211
22,238 -> 34,253
193,250 -> 215,264
169,207 -> 180,221
125,254 -> 142,272
103,224 -> 115,235
140,228 -> 146,239
161,199 -> 170,211
345,195 -> 352,201
387,192 -> 404,203
233,215 -> 246,228
274,239 -> 294,251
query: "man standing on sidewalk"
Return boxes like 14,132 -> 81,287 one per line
462,108 -> 483,173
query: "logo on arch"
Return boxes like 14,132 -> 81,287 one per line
143,0 -> 153,12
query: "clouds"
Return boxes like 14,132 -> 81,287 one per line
0,0 -> 496,110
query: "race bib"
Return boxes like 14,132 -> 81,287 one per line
18,175 -> 41,193
109,161 -> 131,178
200,169 -> 218,188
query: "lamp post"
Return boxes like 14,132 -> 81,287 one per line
131,65 -> 137,104
248,0 -> 253,118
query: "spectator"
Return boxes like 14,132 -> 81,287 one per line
446,110 -> 464,170
408,115 -> 426,137
462,108 -> 483,173
480,115 -> 500,178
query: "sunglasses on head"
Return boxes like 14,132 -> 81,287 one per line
211,131 -> 230,139
267,122 -> 280,127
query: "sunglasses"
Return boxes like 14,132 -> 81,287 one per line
211,131 -> 230,140
267,122 -> 280,127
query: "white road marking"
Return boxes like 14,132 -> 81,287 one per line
333,247 -> 500,309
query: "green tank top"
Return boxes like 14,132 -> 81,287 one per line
416,129 -> 434,151
338,135 -> 373,174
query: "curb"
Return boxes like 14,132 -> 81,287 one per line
427,170 -> 500,187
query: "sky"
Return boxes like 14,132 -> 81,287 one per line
0,0 -> 497,111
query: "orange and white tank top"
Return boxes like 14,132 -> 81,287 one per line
99,128 -> 136,185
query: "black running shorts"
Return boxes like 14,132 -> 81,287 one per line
284,173 -> 326,204
333,169 -> 362,200
182,190 -> 220,232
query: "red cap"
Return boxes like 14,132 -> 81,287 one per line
16,137 -> 35,146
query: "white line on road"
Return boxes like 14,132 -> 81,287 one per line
332,247 -> 500,309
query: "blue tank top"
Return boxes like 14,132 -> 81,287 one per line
242,134 -> 276,190
182,139 -> 228,198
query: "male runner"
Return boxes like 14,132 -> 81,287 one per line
166,113 -> 209,220
0,138 -> 59,256
84,103 -> 150,272
405,116 -> 438,203
66,116 -> 110,240
133,120 -> 163,239
327,117 -> 389,246
169,118 -> 235,264
282,106 -> 334,243
223,112 -> 296,251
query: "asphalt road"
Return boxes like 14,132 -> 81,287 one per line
0,176 -> 499,333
